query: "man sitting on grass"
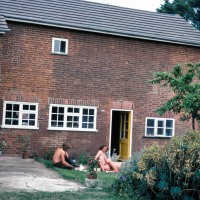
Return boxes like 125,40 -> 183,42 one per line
52,143 -> 74,169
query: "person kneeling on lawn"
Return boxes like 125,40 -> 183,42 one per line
94,145 -> 122,172
52,143 -> 74,169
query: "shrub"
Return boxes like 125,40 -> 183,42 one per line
77,151 -> 91,165
42,150 -> 54,160
112,131 -> 200,199
0,138 -> 7,153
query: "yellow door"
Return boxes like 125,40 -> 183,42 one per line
119,112 -> 130,160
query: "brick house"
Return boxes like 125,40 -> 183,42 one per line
0,0 -> 200,159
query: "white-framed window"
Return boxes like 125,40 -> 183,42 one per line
145,117 -> 175,137
2,101 -> 39,129
48,104 -> 97,131
52,37 -> 68,55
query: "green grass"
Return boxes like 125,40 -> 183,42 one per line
0,159 -> 136,200
0,190 -> 132,200
40,159 -> 118,190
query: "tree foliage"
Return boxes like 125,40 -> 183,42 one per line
157,0 -> 200,30
150,63 -> 200,130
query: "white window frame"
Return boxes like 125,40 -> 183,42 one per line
2,101 -> 39,129
145,117 -> 175,137
52,37 -> 68,55
48,104 -> 97,131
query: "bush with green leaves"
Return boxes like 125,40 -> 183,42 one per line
112,131 -> 200,199
42,149 -> 54,160
78,151 -> 91,165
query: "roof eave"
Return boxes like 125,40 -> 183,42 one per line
5,16 -> 200,48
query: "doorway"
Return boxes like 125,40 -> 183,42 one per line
110,110 -> 132,160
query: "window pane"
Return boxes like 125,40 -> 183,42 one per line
147,128 -> 154,135
13,104 -> 19,111
147,119 -> 154,127
82,116 -> 87,122
22,120 -> 28,125
58,122 -> 63,127
73,122 -> 79,128
83,109 -> 88,115
89,116 -> 94,122
82,123 -> 87,128
23,105 -> 29,110
30,114 -> 35,119
88,123 -> 93,129
52,107 -> 57,113
29,120 -> 35,126
52,114 -> 57,120
89,109 -> 94,115
60,41 -> 66,53
68,107 -> 73,113
54,40 -> 60,52
51,121 -> 57,127
166,129 -> 172,136
5,119 -> 11,125
67,122 -> 72,127
74,116 -> 79,122
13,112 -> 19,118
158,120 -> 164,127
30,105 -> 36,110
74,108 -> 79,113
58,114 -> 64,121
166,120 -> 173,128
13,119 -> 19,125
6,104 -> 12,110
125,130 -> 128,139
157,128 -> 164,135
121,130 -> 124,139
59,107 -> 64,113
67,116 -> 72,121
22,113 -> 29,119
6,111 -> 12,118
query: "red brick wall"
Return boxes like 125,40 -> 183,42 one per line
1,22 -> 200,156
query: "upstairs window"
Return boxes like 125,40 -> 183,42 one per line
52,38 -> 68,55
49,104 -> 97,131
2,101 -> 38,129
145,117 -> 175,137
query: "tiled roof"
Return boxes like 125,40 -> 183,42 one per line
0,0 -> 200,46
0,15 -> 10,34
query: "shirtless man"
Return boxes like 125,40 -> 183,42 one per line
94,145 -> 122,172
52,143 -> 74,169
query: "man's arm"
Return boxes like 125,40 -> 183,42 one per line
94,150 -> 101,160
61,152 -> 74,168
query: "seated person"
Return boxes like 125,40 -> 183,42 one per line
94,145 -> 122,172
65,152 -> 79,168
52,143 -> 74,169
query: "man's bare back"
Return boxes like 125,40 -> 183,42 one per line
52,144 -> 74,169
52,147 -> 65,164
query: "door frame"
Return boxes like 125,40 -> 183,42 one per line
109,109 -> 133,159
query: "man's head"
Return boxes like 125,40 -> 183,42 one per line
99,144 -> 108,152
62,143 -> 70,151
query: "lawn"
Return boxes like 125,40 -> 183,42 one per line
40,159 -> 118,190
0,159 -> 137,200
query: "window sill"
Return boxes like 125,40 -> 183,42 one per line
47,128 -> 98,132
1,126 -> 39,130
143,136 -> 172,139
51,52 -> 68,56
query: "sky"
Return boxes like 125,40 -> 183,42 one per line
87,0 -> 165,12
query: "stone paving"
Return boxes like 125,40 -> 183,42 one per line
0,156 -> 85,192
